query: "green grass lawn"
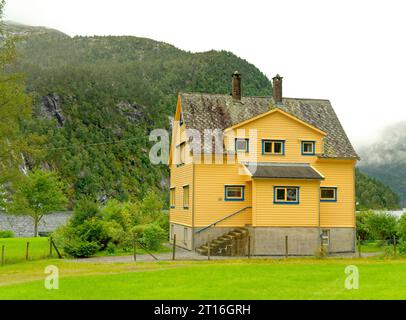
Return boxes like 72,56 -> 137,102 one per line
0,237 -> 51,264
1,258 -> 406,299
360,241 -> 390,253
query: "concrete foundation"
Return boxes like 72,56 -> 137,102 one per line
170,223 -> 355,256
253,227 -> 355,255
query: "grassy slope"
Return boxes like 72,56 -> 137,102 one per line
1,259 -> 406,299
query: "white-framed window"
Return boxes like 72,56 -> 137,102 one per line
320,187 -> 337,202
225,185 -> 245,201
274,186 -> 299,204
170,187 -> 176,208
183,185 -> 189,209
262,140 -> 285,155
177,142 -> 186,165
235,138 -> 249,152
301,141 -> 315,155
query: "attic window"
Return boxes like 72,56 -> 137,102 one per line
262,140 -> 285,155
301,141 -> 315,155
179,112 -> 184,126
235,138 -> 249,153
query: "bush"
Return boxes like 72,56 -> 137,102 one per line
398,242 -> 406,256
140,224 -> 166,251
70,198 -> 100,227
397,214 -> 406,241
63,238 -> 101,258
358,211 -> 398,240
0,230 -> 14,238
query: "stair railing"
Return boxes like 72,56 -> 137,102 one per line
195,206 -> 252,234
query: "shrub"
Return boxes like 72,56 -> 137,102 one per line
0,230 -> 14,238
70,198 -> 100,227
106,242 -> 116,254
63,238 -> 101,258
140,224 -> 166,251
396,214 -> 406,241
398,242 -> 406,256
363,211 -> 397,240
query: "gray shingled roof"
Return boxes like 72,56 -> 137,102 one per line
179,93 -> 359,159
244,163 -> 324,180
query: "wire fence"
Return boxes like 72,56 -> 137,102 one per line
0,237 -> 62,266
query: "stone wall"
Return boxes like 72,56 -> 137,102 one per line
0,212 -> 73,237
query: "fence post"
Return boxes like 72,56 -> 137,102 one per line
133,233 -> 137,262
207,241 -> 211,261
285,236 -> 288,258
51,238 -> 62,259
394,236 -> 397,257
1,245 -> 4,266
247,236 -> 251,259
358,236 -> 361,258
172,234 -> 176,261
26,241 -> 30,261
49,237 -> 53,258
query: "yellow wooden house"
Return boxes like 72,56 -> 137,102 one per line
169,72 -> 359,255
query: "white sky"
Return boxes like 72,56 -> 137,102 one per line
5,0 -> 406,148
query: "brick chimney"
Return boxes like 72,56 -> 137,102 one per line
272,74 -> 283,104
231,71 -> 241,100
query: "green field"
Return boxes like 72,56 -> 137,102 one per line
1,258 -> 406,299
0,237 -> 51,264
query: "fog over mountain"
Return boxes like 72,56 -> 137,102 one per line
359,121 -> 406,207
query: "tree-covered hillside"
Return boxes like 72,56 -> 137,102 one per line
4,22 -> 272,205
356,168 -> 401,210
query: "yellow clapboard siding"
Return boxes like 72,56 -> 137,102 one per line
253,179 -> 320,227
314,160 -> 356,227
224,110 -> 325,163
194,163 -> 252,227
169,163 -> 193,226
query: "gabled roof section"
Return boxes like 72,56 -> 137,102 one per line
224,108 -> 326,136
179,93 -> 359,159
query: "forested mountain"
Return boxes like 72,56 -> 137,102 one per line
355,168 -> 401,210
3,22 -> 402,210
358,121 -> 406,207
4,22 -> 272,205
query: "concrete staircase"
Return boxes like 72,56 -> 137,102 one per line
196,228 -> 249,256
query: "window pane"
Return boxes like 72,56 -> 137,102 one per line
321,188 -> 335,199
183,186 -> 189,207
227,187 -> 242,198
276,188 -> 285,200
264,141 -> 272,153
274,142 -> 282,154
286,188 -> 297,201
236,139 -> 247,151
303,142 -> 314,153
170,189 -> 175,207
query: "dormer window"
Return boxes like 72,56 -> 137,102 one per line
235,138 -> 249,153
179,112 -> 184,126
301,141 -> 315,155
262,140 -> 285,155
